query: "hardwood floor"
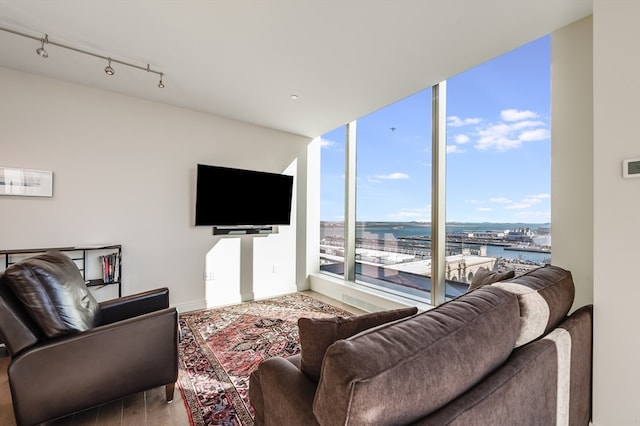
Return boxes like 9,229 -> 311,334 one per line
0,291 -> 363,425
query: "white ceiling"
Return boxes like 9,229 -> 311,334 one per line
0,0 -> 592,138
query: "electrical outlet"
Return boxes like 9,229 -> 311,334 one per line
272,264 -> 278,273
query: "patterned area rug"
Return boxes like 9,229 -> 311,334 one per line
177,293 -> 354,426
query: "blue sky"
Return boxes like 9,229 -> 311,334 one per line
320,35 -> 551,224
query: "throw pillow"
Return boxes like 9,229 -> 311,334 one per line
3,251 -> 100,338
468,267 -> 515,291
298,306 -> 418,382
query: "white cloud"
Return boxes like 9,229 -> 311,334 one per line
519,128 -> 550,142
376,172 -> 410,180
455,134 -> 470,144
474,117 -> 550,151
490,197 -> 512,204
475,123 -> 522,151
447,145 -> 465,154
448,110 -> 549,152
528,193 -> 550,199
476,207 -> 493,212
520,193 -> 550,204
522,197 -> 542,204
513,210 -> 551,220
501,109 -> 538,121
387,207 -> 430,221
448,116 -> 482,127
512,120 -> 545,130
318,137 -> 335,148
506,203 -> 532,210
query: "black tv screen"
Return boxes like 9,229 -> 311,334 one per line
195,163 -> 294,227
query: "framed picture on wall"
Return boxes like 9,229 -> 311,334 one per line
0,167 -> 53,197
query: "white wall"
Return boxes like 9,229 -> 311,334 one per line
0,67 -> 311,311
551,16 -> 594,313
592,1 -> 640,424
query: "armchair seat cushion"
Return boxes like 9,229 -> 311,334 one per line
3,251 -> 100,337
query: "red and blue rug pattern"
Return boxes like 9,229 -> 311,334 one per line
177,293 -> 353,426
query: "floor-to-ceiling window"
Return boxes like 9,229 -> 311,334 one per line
354,89 -> 432,300
444,36 -> 551,297
320,36 -> 551,305
319,126 -> 346,276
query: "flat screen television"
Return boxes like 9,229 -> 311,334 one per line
195,163 -> 294,227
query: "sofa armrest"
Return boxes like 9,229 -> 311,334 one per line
8,307 -> 178,426
98,287 -> 170,325
253,356 -> 320,426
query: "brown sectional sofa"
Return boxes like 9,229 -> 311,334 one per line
249,265 -> 592,425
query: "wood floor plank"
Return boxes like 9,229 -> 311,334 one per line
167,389 -> 191,426
120,392 -> 147,426
144,386 -> 178,426
96,399 -> 123,426
0,357 -> 16,426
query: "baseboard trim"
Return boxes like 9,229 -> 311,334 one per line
309,273 -> 431,312
175,299 -> 207,313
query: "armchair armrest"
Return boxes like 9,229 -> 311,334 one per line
98,287 -> 169,325
254,356 -> 320,426
8,307 -> 178,426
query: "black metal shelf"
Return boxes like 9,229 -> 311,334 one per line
0,245 -> 122,297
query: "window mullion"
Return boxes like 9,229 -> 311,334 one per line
431,81 -> 447,306
344,121 -> 357,282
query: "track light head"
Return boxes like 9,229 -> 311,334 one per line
104,58 -> 115,75
36,35 -> 48,58
158,73 -> 165,88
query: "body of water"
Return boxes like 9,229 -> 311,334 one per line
321,221 -> 551,264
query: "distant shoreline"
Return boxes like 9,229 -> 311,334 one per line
320,221 -> 551,264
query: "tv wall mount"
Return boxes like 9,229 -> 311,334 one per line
213,226 -> 277,235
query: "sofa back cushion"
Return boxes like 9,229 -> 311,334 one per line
313,286 -> 520,426
298,306 -> 418,382
468,267 -> 515,291
3,251 -> 100,338
492,264 -> 574,347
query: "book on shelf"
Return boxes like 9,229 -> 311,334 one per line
99,252 -> 121,284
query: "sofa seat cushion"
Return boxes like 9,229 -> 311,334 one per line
3,251 -> 100,338
298,306 -> 418,382
313,286 -> 520,426
492,264 -> 575,347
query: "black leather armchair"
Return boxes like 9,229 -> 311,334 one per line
0,251 -> 179,426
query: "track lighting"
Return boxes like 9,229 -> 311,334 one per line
0,26 -> 165,88
36,34 -> 48,58
104,58 -> 115,75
